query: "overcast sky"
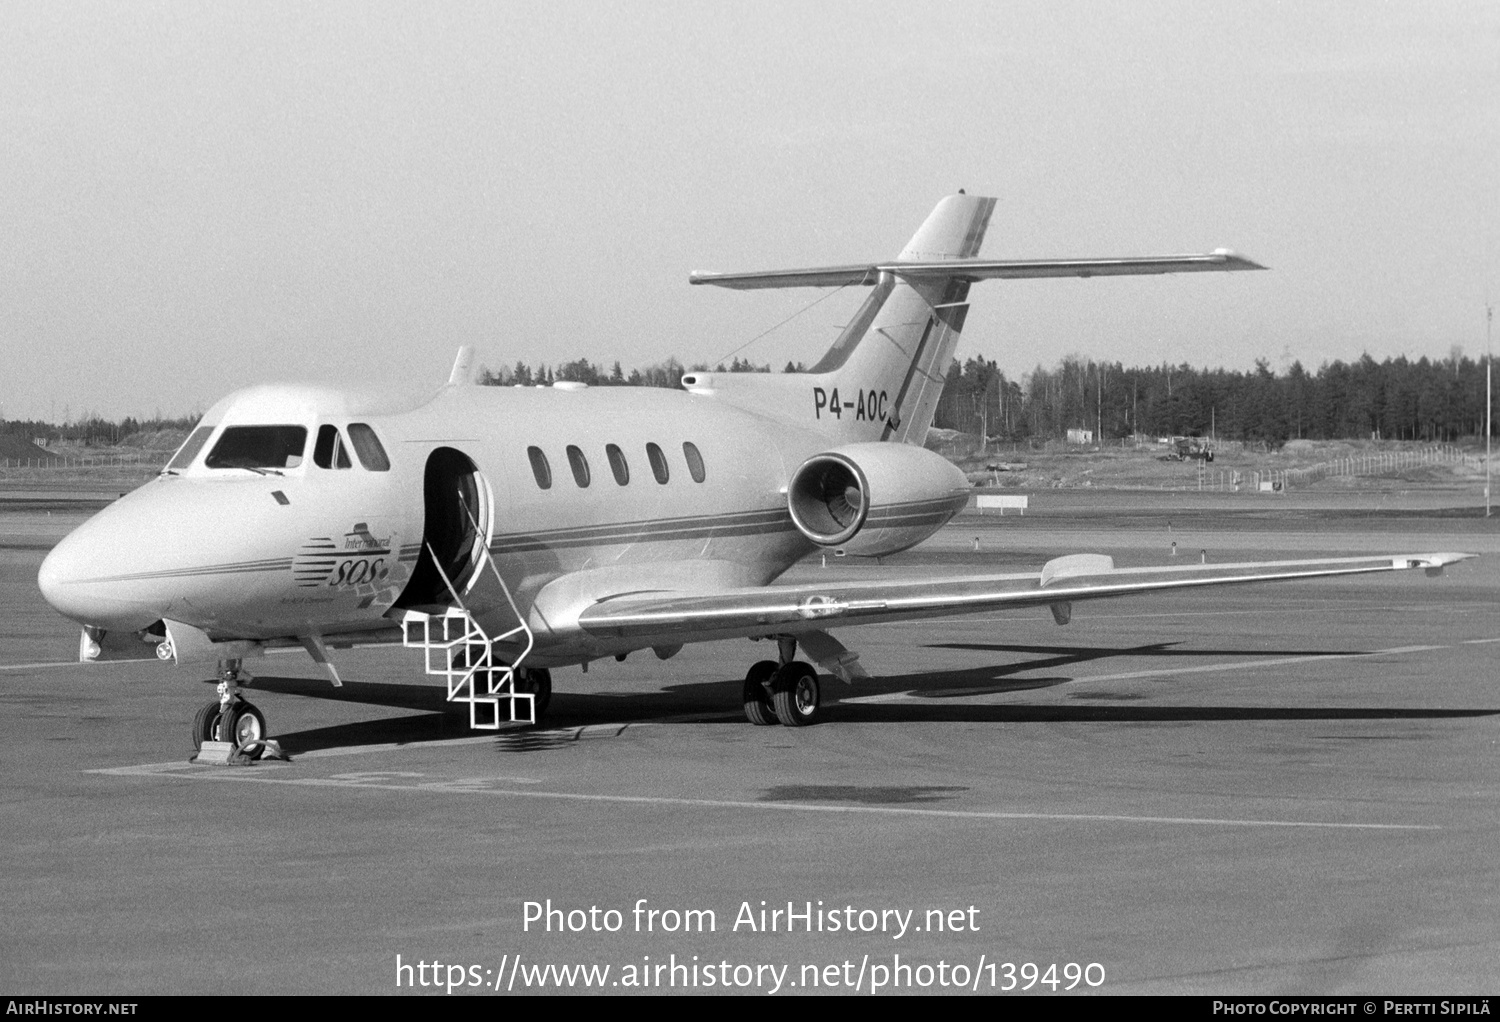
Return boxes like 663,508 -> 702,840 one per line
2,1 -> 1497,421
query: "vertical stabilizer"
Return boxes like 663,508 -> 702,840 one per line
684,195 -> 997,446
849,194 -> 995,444
447,346 -> 476,387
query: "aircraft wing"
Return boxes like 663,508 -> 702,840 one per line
689,251 -> 1265,290
576,552 -> 1470,641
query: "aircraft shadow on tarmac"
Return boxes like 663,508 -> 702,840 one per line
244,636 -> 1500,754
897,640 -> 1361,697
758,784 -> 969,805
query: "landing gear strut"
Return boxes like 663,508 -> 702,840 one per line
191,659 -> 268,758
741,637 -> 822,727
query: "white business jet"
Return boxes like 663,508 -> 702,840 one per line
36,195 -> 1470,753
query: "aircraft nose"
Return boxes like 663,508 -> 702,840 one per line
38,502 -> 165,632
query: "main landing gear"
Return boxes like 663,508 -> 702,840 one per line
742,636 -> 821,727
455,645 -> 553,725
509,666 -> 553,721
191,659 -> 269,759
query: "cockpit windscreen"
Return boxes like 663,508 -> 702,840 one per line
205,426 -> 307,471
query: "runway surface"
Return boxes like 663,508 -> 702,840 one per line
1,491 -> 1497,995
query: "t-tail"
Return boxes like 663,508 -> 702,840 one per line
686,193 -> 1264,445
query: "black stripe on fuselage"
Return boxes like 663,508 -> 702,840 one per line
489,497 -> 964,555
491,507 -> 797,555
73,558 -> 295,585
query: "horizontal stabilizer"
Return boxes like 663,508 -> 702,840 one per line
690,251 -> 1266,290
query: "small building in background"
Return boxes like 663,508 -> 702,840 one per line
1066,428 -> 1094,445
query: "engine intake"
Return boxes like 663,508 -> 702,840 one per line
787,454 -> 868,546
786,443 -> 971,557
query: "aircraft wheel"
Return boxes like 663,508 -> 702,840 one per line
742,660 -> 778,726
514,668 -> 552,720
191,700 -> 222,751
217,701 -> 267,757
770,661 -> 820,727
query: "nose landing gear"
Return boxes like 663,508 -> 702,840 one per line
191,659 -> 280,762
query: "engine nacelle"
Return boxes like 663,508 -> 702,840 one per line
786,442 -> 972,557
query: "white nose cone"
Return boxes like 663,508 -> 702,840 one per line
38,504 -> 167,632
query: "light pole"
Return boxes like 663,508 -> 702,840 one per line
1487,302 -> 1492,518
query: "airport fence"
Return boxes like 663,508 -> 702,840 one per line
1191,444 -> 1478,493
933,436 -> 1255,458
0,450 -> 172,479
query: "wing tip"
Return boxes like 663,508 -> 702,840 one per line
1403,551 -> 1476,575
1210,249 -> 1269,271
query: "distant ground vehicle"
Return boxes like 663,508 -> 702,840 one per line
1168,437 -> 1214,462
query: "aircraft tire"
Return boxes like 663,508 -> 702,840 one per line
219,701 -> 267,758
191,700 -> 221,751
771,661 -> 820,727
515,668 -> 552,721
742,660 -> 778,726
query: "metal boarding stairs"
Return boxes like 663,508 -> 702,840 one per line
400,536 -> 536,729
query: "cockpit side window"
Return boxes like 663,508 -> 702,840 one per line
346,423 -> 390,471
313,425 -> 352,469
205,426 -> 307,471
166,425 -> 215,471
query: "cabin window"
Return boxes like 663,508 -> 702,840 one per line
205,425 -> 307,471
313,425 -> 352,469
527,446 -> 552,489
646,442 -> 669,484
347,423 -> 390,471
606,444 -> 629,485
682,441 -> 706,483
166,425 -> 214,471
566,445 -> 591,487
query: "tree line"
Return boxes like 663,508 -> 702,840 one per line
485,351 -> 1493,445
0,413 -> 200,446
4,352 -> 1490,446
934,353 -> 1493,444
479,355 -> 793,388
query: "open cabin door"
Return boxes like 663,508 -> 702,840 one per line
394,447 -> 492,610
394,447 -> 537,730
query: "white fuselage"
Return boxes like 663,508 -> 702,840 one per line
38,381 -> 856,665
